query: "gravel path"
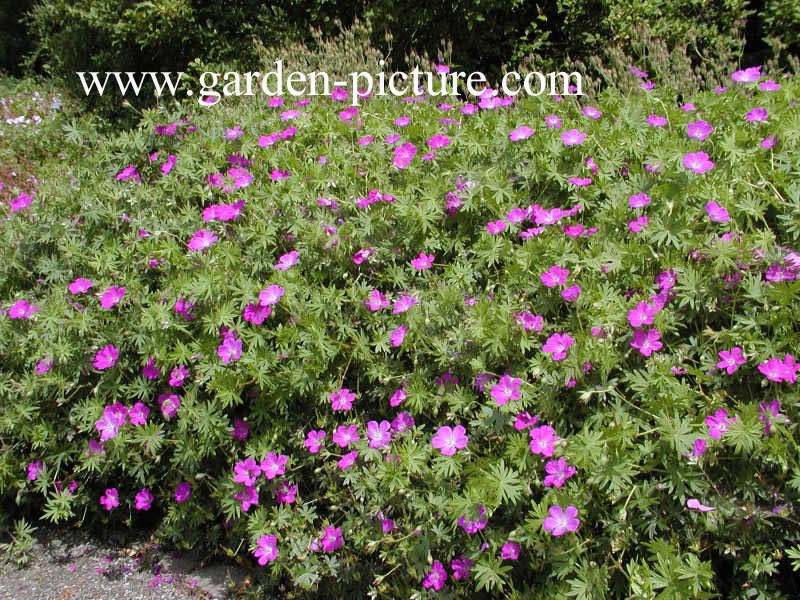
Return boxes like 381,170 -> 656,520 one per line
0,527 -> 248,600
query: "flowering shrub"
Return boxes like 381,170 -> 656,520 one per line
2,64 -> 800,598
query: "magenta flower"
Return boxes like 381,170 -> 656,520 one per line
630,328 -> 662,357
746,107 -> 768,123
332,424 -> 360,448
203,199 -> 245,221
366,420 -> 393,449
758,399 -> 786,435
682,152 -> 714,174
234,485 -> 259,511
582,106 -> 602,119
320,526 -> 344,552
628,215 -> 649,232
629,193 -> 652,208
541,265 -> 570,288
186,230 -> 218,251
692,438 -> 707,457
501,541 -> 521,560
27,460 -> 43,481
509,125 -> 535,141
276,481 -> 297,504
529,425 -> 559,457
705,201 -> 730,223
10,193 -> 33,211
458,505 -> 488,534
541,333 -> 575,361
330,388 -> 356,411
686,120 -> 713,140
258,284 -> 285,306
759,79 -> 780,91
254,535 -> 279,565
716,347 -> 746,374
561,129 -> 586,146
392,294 -> 419,314
568,177 -> 592,187
128,402 -> 149,426
304,429 -> 326,453
514,412 -> 539,430
561,285 -> 581,302
99,488 -> 120,511
390,324 -> 408,347
365,289 -> 389,311
100,286 -> 126,309
490,374 -> 523,406
352,248 -> 373,264
393,142 -> 417,169
515,311 -> 544,331
243,303 -> 271,325
758,355 -> 799,383
68,277 -> 93,295
422,561 -> 448,591
428,134 -> 451,149
486,219 -> 508,235
135,488 -> 154,510
234,458 -> 261,486
174,298 -> 196,320
431,425 -> 468,456
35,358 -> 54,375
450,556 -> 474,581
260,452 -> 288,480
217,331 -> 242,364
705,408 -> 735,439
542,505 -> 580,536
142,358 -> 161,380
544,114 -> 562,128
687,498 -> 715,512
627,301 -> 658,327
274,250 -> 299,271
7,300 -> 38,319
95,403 -> 128,441
410,252 -> 435,270
168,365 -> 188,387
174,482 -> 192,503
647,114 -> 667,127
337,450 -> 359,470
115,165 -> 140,182
543,457 -> 577,488
157,393 -> 181,420
731,65 -> 761,83
93,344 -> 119,370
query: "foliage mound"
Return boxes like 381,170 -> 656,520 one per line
2,64 -> 800,598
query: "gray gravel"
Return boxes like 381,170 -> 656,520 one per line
0,527 -> 248,600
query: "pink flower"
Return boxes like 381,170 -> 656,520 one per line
203,200 -> 244,221
501,541 -> 520,560
115,165 -> 140,182
7,300 -> 38,319
731,65 -> 761,83
100,286 -> 126,309
757,356 -> 799,383
627,302 -> 658,327
157,393 -> 181,420
332,424 -> 360,448
542,505 -> 580,536
99,488 -> 119,511
393,142 -> 417,169
687,498 -> 715,512
95,403 -> 128,441
561,129 -> 586,146
761,135 -> 778,149
320,526 -> 344,552
427,134 -> 451,149
258,285 -> 285,306
254,535 -> 279,565
561,285 -> 581,302
330,388 -> 356,411
392,294 -> 418,314
423,561 -> 447,591
529,425 -> 559,457
541,265 -> 570,288
142,358 -> 161,380
759,79 -> 780,91
352,248 -> 373,264
541,333 -> 575,361
366,420 -> 393,449
705,201 -> 730,223
410,252 -> 435,270
233,485 -> 259,511
629,193 -> 652,208
450,556 -> 473,581
716,347 -> 746,374
686,120 -> 713,140
682,152 -> 714,174
234,458 -> 261,486
630,328 -> 662,357
544,114 -> 562,128
275,481 -> 296,504
431,425 -> 468,456
514,412 -> 539,430
93,345 -> 119,370
35,357 -> 54,375
458,506 -> 487,533
27,460 -> 44,481
10,193 -> 33,211
304,430 -> 326,453
187,230 -> 218,251
705,408 -> 734,439
647,114 -> 668,127
628,215 -> 648,232
509,126 -> 535,141
515,311 -> 544,331
217,332 -> 242,364
225,126 -> 243,140
174,482 -> 192,503
243,303 -> 272,325
260,452 -> 288,480
490,374 -> 522,406
365,290 -> 389,311
390,324 -> 408,347
68,278 -> 93,295
135,488 -> 154,510
274,250 -> 299,271
582,106 -> 602,119
337,450 -> 359,470
389,387 -> 407,407
128,402 -> 149,426
543,457 -> 576,487
486,219 -> 508,235
746,107 -> 768,123
568,177 -> 592,187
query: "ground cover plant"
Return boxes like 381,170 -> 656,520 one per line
2,62 -> 800,598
